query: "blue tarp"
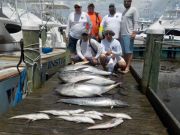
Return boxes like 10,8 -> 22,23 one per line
12,69 -> 27,107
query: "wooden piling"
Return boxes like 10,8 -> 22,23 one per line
40,25 -> 47,47
141,22 -> 165,94
22,25 -> 41,90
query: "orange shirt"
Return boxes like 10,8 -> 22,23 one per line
87,12 -> 102,40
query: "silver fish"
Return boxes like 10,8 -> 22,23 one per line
84,111 -> 104,116
63,109 -> 85,114
73,113 -> 102,120
55,83 -> 120,97
87,118 -> 123,130
57,115 -> 95,124
58,71 -> 116,85
39,109 -> 84,116
61,64 -> 112,76
58,97 -> 129,108
102,113 -> 132,119
9,113 -> 50,121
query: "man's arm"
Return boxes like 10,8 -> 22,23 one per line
111,40 -> 122,56
99,16 -> 106,39
132,8 -> 139,38
92,39 -> 102,59
76,40 -> 85,60
86,14 -> 93,34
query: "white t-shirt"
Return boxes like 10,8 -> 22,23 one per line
100,12 -> 122,39
66,12 -> 92,39
101,38 -> 122,61
76,38 -> 101,59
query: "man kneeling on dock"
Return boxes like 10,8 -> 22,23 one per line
71,30 -> 102,65
100,29 -> 126,72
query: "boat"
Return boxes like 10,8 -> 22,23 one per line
134,3 -> 180,60
0,1 -> 69,116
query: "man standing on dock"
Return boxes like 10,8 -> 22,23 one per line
87,3 -> 102,42
66,2 -> 92,57
99,4 -> 122,40
120,0 -> 139,74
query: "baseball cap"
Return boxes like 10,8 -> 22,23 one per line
74,2 -> 82,8
109,3 -> 115,8
88,3 -> 95,8
104,29 -> 115,36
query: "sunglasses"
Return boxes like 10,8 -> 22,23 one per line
74,6 -> 81,9
105,32 -> 113,36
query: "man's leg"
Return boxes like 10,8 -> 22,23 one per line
117,57 -> 126,70
124,53 -> 132,71
67,36 -> 78,55
71,55 -> 82,64
120,35 -> 134,73
99,54 -> 106,69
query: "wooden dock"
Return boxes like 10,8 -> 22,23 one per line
0,71 -> 168,135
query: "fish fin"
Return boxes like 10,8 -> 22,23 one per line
75,78 -> 93,83
97,94 -> 102,97
111,106 -> 114,109
76,67 -> 88,71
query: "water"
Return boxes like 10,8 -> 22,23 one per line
132,60 -> 180,122
157,66 -> 180,122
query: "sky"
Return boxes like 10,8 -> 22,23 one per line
1,0 -> 179,22
53,0 -> 175,19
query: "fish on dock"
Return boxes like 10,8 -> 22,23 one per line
60,64 -> 112,76
87,118 -> 123,130
64,109 -> 85,114
55,83 -> 120,97
58,97 -> 129,108
84,111 -> 104,116
9,113 -> 50,121
57,115 -> 95,124
39,109 -> 84,116
58,71 -> 116,85
72,113 -> 102,120
102,112 -> 132,119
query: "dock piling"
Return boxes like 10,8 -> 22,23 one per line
22,25 -> 41,90
141,22 -> 165,93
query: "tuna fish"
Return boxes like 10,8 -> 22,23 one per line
102,113 -> 132,119
9,113 -> 50,121
57,115 -> 95,124
58,71 -> 116,85
60,64 -> 112,76
58,97 -> 129,108
55,83 -> 120,97
87,118 -> 123,130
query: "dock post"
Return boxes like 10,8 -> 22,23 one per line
40,25 -> 47,48
22,25 -> 41,90
141,22 -> 165,94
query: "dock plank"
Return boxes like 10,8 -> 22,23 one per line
0,71 -> 168,135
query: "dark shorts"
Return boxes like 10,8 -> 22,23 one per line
120,35 -> 134,54
67,36 -> 78,54
71,55 -> 97,66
